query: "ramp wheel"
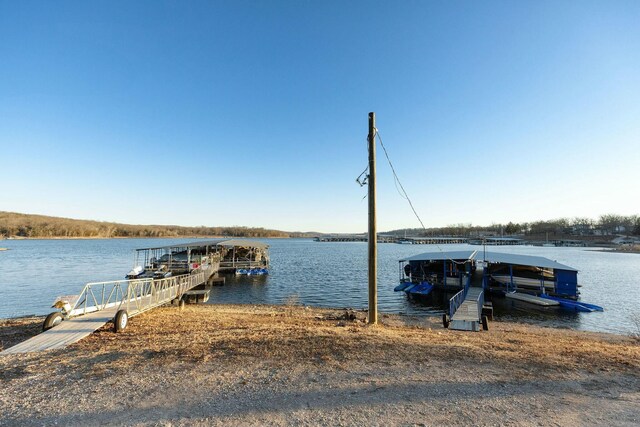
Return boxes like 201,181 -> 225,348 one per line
179,299 -> 185,310
43,312 -> 63,331
114,310 -> 128,332
442,314 -> 450,329
482,315 -> 489,331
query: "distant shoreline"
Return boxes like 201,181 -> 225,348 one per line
594,248 -> 640,254
1,235 -> 293,241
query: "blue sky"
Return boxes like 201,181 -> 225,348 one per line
1,0 -> 639,232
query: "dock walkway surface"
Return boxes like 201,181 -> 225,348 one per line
2,306 -> 121,354
450,287 -> 484,331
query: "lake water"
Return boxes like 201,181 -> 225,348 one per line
0,238 -> 638,335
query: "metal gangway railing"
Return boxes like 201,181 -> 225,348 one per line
1,270 -> 208,354
447,275 -> 487,331
448,274 -> 472,320
66,270 -> 206,319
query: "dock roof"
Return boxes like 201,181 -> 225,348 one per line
478,252 -> 577,271
135,239 -> 269,251
400,250 -> 577,271
216,239 -> 269,249
400,250 -> 477,262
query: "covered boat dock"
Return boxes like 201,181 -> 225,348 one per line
397,250 -> 580,299
480,251 -> 579,299
131,239 -> 269,277
396,250 -> 601,331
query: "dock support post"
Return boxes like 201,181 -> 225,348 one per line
368,112 -> 378,325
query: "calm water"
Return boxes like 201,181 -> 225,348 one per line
0,238 -> 638,335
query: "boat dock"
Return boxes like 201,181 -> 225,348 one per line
2,239 -> 270,354
396,249 -> 603,332
128,239 -> 269,277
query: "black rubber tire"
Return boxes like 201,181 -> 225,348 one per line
442,314 -> 450,329
114,310 -> 128,332
482,315 -> 489,331
43,312 -> 63,331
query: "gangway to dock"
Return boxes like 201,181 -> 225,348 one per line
446,274 -> 487,332
2,271 -> 206,354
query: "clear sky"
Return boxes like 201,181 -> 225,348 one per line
1,1 -> 639,233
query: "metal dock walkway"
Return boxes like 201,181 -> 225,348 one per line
2,271 -> 207,354
2,307 -> 122,354
449,287 -> 485,331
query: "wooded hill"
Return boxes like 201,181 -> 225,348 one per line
0,212 -> 314,239
386,214 -> 640,239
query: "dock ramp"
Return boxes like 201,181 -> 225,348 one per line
2,271 -> 206,354
448,287 -> 485,332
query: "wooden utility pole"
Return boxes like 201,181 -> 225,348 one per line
368,112 -> 378,325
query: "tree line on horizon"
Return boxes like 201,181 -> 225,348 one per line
0,211 -> 303,239
3,211 -> 639,240
386,214 -> 640,238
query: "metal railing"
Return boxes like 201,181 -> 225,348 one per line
448,274 -> 472,319
449,288 -> 466,319
476,289 -> 485,319
66,270 -> 206,318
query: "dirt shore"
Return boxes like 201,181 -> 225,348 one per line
1,304 -> 639,426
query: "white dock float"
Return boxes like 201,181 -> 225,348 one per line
505,292 -> 560,306
1,270 -> 207,355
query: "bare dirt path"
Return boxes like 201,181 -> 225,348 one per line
1,304 -> 639,426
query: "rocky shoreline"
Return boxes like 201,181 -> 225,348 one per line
1,304 -> 639,426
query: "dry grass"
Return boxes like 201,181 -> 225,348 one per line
1,305 -> 639,426
3,304 -> 637,380
0,316 -> 42,352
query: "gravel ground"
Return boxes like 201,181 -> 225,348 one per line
1,304 -> 639,426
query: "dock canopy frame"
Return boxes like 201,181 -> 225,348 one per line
132,239 -> 270,273
399,250 -> 477,288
